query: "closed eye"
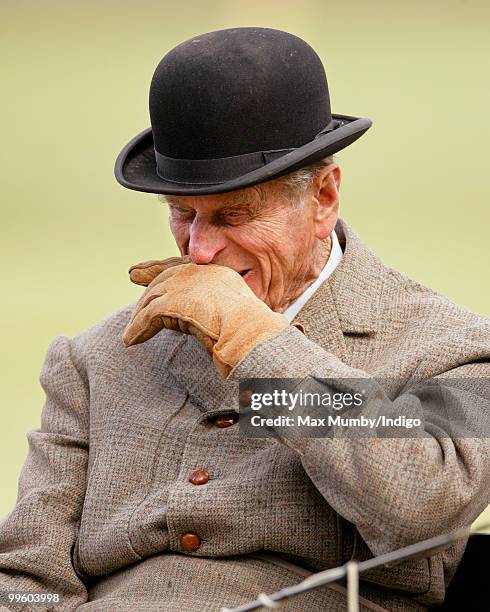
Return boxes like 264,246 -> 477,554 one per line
169,205 -> 195,217
220,210 -> 250,225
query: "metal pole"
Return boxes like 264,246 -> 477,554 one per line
220,525 -> 480,612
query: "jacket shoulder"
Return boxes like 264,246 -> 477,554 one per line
383,265 -> 488,329
334,220 -> 489,345
376,265 -> 490,374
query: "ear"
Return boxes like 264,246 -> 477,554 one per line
312,163 -> 341,241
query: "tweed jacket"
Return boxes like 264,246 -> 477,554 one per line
0,219 -> 489,612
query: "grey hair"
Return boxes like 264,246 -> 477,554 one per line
157,155 -> 335,208
273,155 -> 335,207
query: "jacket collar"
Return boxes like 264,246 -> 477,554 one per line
293,218 -> 384,338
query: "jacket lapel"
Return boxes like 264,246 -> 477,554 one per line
167,334 -> 239,414
291,218 -> 383,360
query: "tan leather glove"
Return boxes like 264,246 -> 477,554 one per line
128,255 -> 192,285
124,256 -> 289,378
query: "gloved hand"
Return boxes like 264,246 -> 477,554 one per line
128,255 -> 192,286
123,256 -> 290,378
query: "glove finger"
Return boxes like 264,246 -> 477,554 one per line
163,316 -> 184,333
133,283 -> 170,317
123,313 -> 165,346
123,295 -> 184,345
130,262 -> 196,323
129,255 -> 192,286
188,323 -> 215,356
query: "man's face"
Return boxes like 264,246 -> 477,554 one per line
164,166 -> 340,312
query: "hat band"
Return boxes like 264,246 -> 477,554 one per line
154,147 -> 294,185
154,119 -> 341,185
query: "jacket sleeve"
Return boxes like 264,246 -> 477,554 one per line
0,336 -> 89,611
230,326 -> 490,557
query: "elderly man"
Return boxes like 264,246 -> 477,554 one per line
0,27 -> 489,612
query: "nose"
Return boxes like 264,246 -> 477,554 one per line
187,217 -> 227,264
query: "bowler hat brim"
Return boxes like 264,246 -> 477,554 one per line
114,114 -> 372,195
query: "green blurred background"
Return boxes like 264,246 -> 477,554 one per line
1,0 -> 489,531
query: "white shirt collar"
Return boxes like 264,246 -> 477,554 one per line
282,229 -> 343,323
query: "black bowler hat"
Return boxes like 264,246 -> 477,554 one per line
115,27 -> 372,195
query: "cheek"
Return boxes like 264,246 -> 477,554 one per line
252,219 -> 314,282
169,218 -> 190,246
235,221 -> 287,256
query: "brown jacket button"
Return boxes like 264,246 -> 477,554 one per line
180,533 -> 201,552
213,413 -> 239,428
189,468 -> 209,485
